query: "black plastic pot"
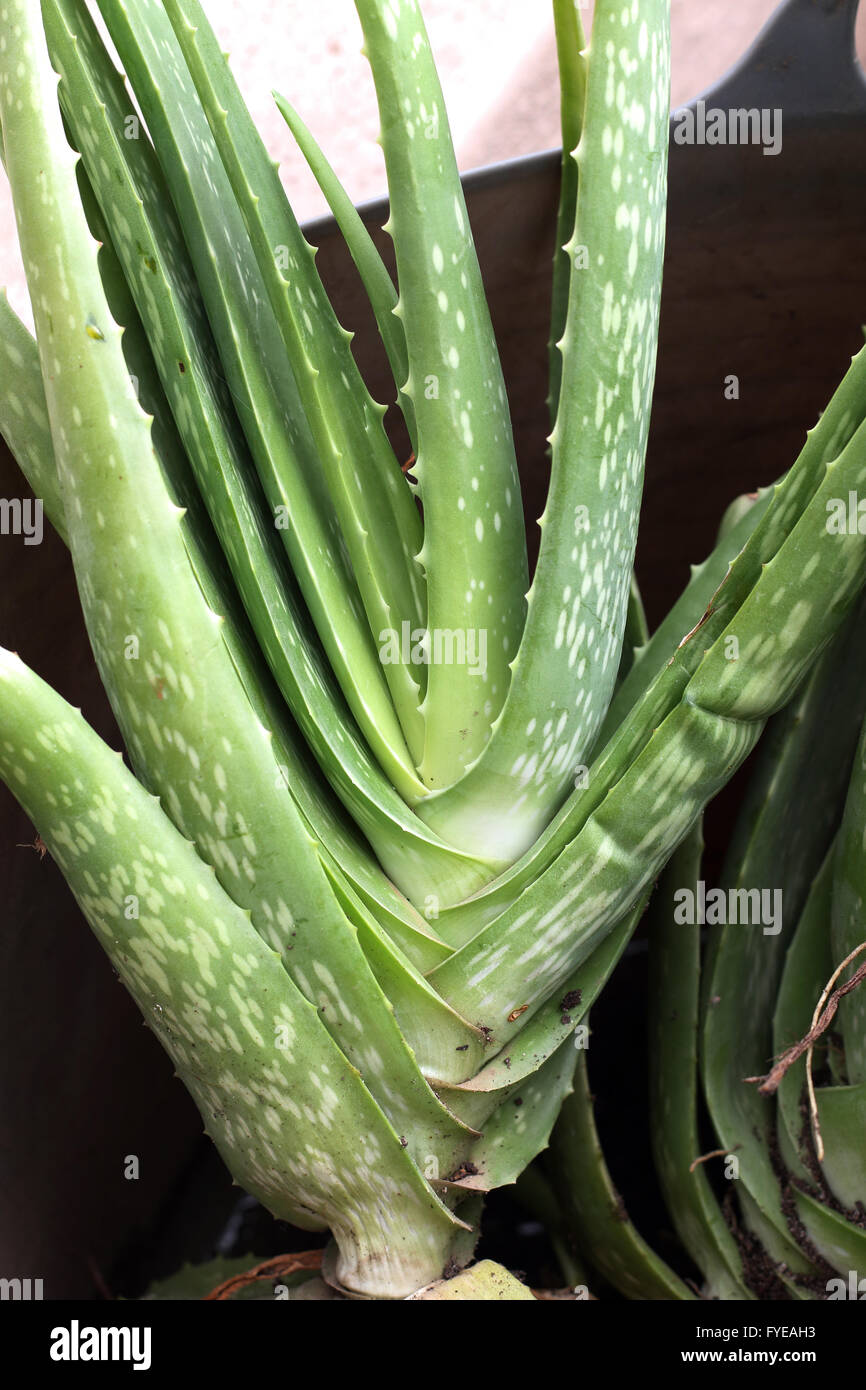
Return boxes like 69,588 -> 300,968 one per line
2,0 -> 866,1297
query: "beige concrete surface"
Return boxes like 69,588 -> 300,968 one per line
2,1 -> 866,324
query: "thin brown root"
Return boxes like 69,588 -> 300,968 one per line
16,834 -> 47,858
689,1147 -> 737,1174
203,1250 -> 324,1301
745,944 -> 866,1157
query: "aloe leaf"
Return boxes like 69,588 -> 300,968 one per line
272,91 -> 416,450
437,491 -> 771,942
598,489 -> 771,746
354,0 -> 529,788
47,0 -> 415,796
811,1085 -> 866,1215
94,0 -> 431,802
648,827 -> 755,1299
445,895 -> 646,1110
431,694 -> 760,1044
0,306 -> 480,944
321,865 -> 489,1085
0,9 -> 472,1172
701,595 -> 866,1281
548,0 -> 587,425
418,0 -> 670,859
430,423 -> 866,1040
791,1188 -> 866,1285
319,838 -> 453,974
0,292 -> 67,540
438,351 -> 866,944
442,1039 -> 578,1195
616,571 -> 649,684
162,0 -> 428,761
644,496 -> 770,1301
551,1044 -> 696,1301
830,690 -> 866,1085
0,644 -> 461,1299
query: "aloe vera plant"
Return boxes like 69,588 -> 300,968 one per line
3,0 -> 866,1301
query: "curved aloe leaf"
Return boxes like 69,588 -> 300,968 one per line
418,0 -> 670,859
648,827 -> 755,1299
548,0 -> 587,425
272,91 -> 416,451
30,0 -> 494,907
0,267 -> 476,953
774,850 -> 866,1224
701,593 -> 866,1285
551,1043 -> 696,1301
354,0 -> 529,788
447,1039 -> 578,1196
445,894 -> 647,1112
437,349 -> 866,943
430,422 -> 866,1044
0,292 -> 67,540
0,645 -> 462,1299
598,490 -> 771,748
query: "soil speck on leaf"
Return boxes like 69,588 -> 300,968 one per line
446,1161 -> 479,1182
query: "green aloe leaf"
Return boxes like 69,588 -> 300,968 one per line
551,1042 -> 696,1301
0,292 -> 66,540
774,849 -> 866,1223
430,422 -> 866,1045
0,644 -> 461,1299
701,592 -> 866,1285
446,1039 -> 579,1196
272,91 -> 416,451
354,0 -> 529,788
548,0 -> 587,425
437,349 -> 866,945
0,281 -> 469,960
444,894 -> 647,1113
418,0 -> 670,860
598,489 -> 771,748
648,827 -> 755,1299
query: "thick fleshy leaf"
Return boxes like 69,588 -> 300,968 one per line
548,0 -> 587,425
273,91 -> 416,451
355,0 -> 529,788
702,594 -> 866,1282
45,0 -> 418,827
0,292 -> 66,540
551,1045 -> 695,1301
437,363 -> 866,948
648,827 -> 754,1299
0,644 -> 461,1299
418,0 -> 670,860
